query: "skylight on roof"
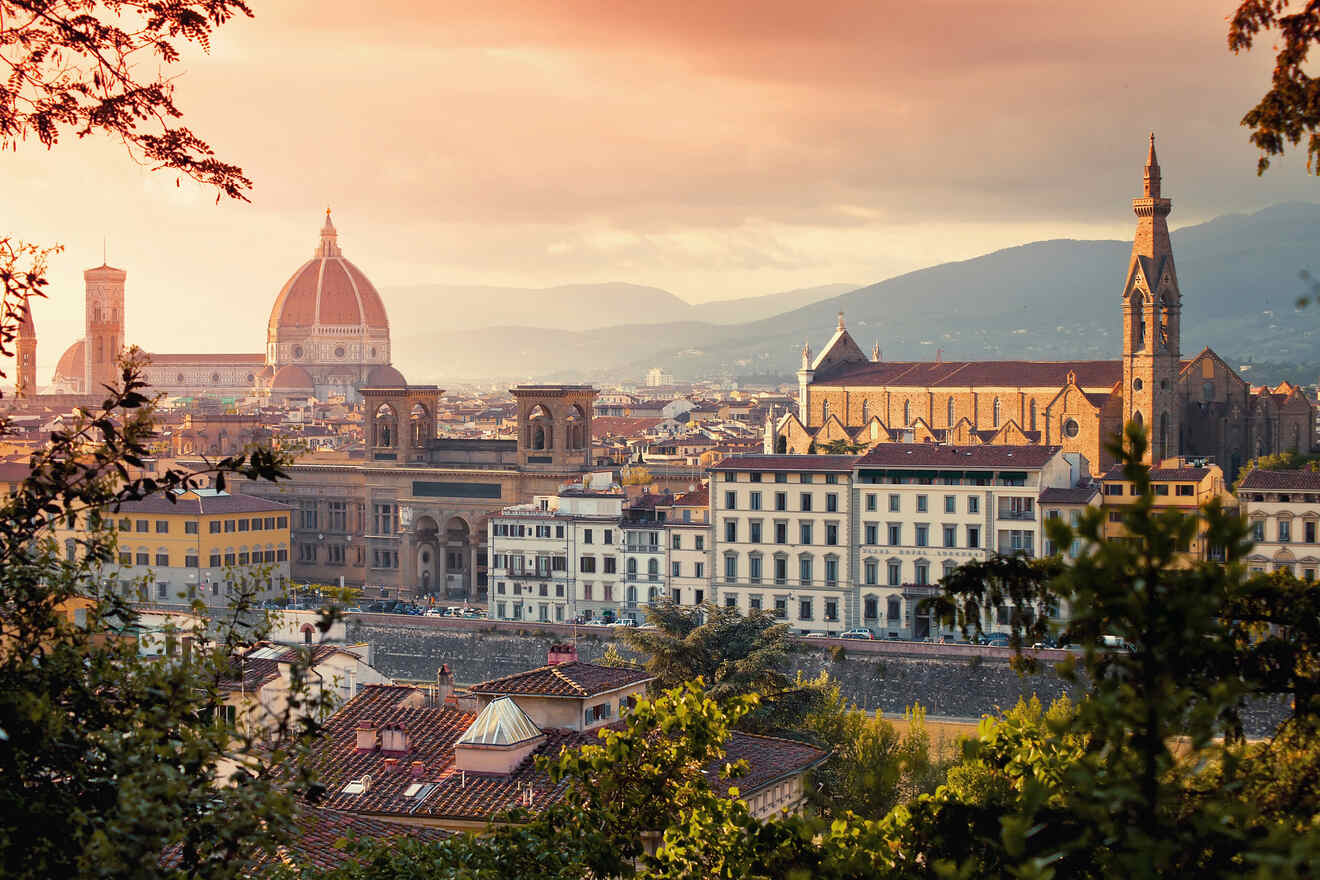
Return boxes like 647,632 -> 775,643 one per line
342,775 -> 370,795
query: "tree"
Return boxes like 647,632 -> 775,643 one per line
0,0 -> 255,199
0,351 -> 315,879
819,439 -> 866,454
622,600 -> 825,730
1229,0 -> 1320,175
0,5 -> 329,876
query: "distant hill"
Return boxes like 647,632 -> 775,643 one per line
391,203 -> 1320,386
380,281 -> 856,337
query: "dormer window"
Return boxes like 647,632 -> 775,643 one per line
342,775 -> 371,795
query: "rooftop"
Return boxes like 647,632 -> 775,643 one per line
470,661 -> 654,699
710,454 -> 858,473
1237,468 -> 1320,492
856,443 -> 1061,469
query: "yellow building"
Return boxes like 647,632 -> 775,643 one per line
58,488 -> 293,606
1099,459 -> 1232,564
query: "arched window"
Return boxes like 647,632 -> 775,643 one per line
821,400 -> 830,423
992,398 -> 1001,428
647,558 -> 659,576
903,401 -> 911,426
1133,410 -> 1144,429
626,585 -> 637,603
861,400 -> 870,424
946,397 -> 955,426
627,558 -> 637,575
1029,400 -> 1037,432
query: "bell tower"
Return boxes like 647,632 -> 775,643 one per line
15,293 -> 36,398
83,261 -> 127,395
1120,134 -> 1182,464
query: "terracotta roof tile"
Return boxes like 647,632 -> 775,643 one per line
470,661 -> 654,698
815,359 -> 1122,389
304,685 -> 827,824
857,443 -> 1060,469
1237,469 -> 1320,492
710,454 -> 857,473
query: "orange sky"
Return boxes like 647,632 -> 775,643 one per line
1,0 -> 1310,381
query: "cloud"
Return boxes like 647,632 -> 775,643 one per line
4,0 -> 1311,383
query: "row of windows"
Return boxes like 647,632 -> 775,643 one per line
728,472 -> 842,485
1250,519 -> 1320,544
114,546 -> 287,567
724,591 -> 841,622
493,523 -> 620,544
721,553 -> 842,587
861,522 -> 982,549
117,516 -> 288,535
723,519 -> 843,546
723,490 -> 842,513
1104,482 -> 1197,497
861,493 -> 984,515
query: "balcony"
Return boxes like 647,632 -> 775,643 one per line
996,511 -> 1035,522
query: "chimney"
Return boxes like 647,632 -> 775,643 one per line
547,643 -> 578,666
436,664 -> 454,706
380,723 -> 409,754
409,760 -> 425,778
383,757 -> 399,772
355,721 -> 377,752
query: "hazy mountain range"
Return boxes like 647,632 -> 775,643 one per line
388,203 -> 1320,387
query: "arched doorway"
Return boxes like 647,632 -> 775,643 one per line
414,515 -> 439,597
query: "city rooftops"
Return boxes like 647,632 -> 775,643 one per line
710,454 -> 858,473
856,443 -> 1060,470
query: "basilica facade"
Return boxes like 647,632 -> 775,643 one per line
776,136 -> 1317,478
46,210 -> 404,402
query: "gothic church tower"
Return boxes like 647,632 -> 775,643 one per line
1121,134 -> 1182,464
15,293 -> 36,398
83,262 -> 126,394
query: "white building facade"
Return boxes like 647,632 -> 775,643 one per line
1239,469 -> 1320,579
487,490 -> 626,623
709,456 -> 857,636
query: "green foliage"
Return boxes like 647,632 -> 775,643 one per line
0,351 -> 326,879
623,600 -> 819,729
595,641 -> 638,668
1234,448 -> 1320,490
1228,0 -> 1320,175
820,439 -> 866,454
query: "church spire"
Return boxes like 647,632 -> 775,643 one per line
1143,132 -> 1161,198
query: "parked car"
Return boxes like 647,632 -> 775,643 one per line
840,629 -> 875,640
801,631 -> 830,639
978,633 -> 1011,647
607,619 -> 638,628
462,609 -> 487,619
423,607 -> 445,617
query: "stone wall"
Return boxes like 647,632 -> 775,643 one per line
347,616 -> 1078,720
346,616 -> 1289,736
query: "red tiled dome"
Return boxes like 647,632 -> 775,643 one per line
54,338 -> 85,383
271,364 -> 314,390
366,364 -> 407,386
268,211 -> 389,336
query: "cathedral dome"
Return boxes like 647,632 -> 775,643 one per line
54,338 -> 85,386
267,211 -> 389,339
366,364 -> 407,386
270,364 -> 314,390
